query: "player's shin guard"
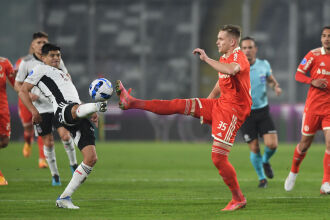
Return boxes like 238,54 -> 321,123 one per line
44,146 -> 59,176
290,144 -> 307,173
60,162 -> 92,198
212,147 -> 244,202
38,136 -> 46,159
76,103 -> 98,118
62,137 -> 77,166
322,150 -> 330,184
262,146 -> 277,163
250,152 -> 266,180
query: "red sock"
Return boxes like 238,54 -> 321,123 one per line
290,144 -> 307,173
23,131 -> 33,145
38,136 -> 45,159
322,150 -> 330,183
140,99 -> 194,115
211,146 -> 244,202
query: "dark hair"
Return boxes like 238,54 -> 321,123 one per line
220,24 -> 241,39
241,36 -> 257,47
33,31 -> 48,40
41,43 -> 61,55
322,26 -> 330,32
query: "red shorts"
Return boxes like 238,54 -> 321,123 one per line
301,112 -> 330,136
0,111 -> 11,138
18,98 -> 32,125
196,98 -> 250,146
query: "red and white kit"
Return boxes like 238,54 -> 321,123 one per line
297,47 -> 330,135
199,47 -> 252,146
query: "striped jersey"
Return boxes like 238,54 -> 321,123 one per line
24,63 -> 81,112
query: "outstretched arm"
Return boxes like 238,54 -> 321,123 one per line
207,80 -> 221,99
193,48 -> 240,75
18,82 -> 42,124
267,74 -> 282,96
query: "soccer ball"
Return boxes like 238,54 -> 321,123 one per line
89,78 -> 113,101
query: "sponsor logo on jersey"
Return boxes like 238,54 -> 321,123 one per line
217,132 -> 222,137
320,62 -> 326,67
259,73 -> 266,84
316,68 -> 330,75
301,58 -> 307,65
219,73 -> 230,78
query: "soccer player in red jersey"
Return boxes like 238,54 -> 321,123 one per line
14,37 -> 48,168
116,24 -> 252,211
0,57 -> 15,185
285,26 -> 330,194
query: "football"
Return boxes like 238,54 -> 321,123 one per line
89,78 -> 113,101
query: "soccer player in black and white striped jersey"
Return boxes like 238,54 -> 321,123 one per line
18,43 -> 107,209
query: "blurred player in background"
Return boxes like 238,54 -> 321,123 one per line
0,57 -> 16,185
116,25 -> 251,211
14,33 -> 78,184
14,33 -> 47,167
19,43 -> 107,209
240,37 -> 282,188
285,26 -> 330,194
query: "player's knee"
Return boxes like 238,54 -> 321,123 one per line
85,154 -> 98,167
266,142 -> 277,150
60,133 -> 71,142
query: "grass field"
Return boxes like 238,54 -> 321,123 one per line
0,141 -> 329,220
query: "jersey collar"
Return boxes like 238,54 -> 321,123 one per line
321,47 -> 326,55
33,53 -> 42,62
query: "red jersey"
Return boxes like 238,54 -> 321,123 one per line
297,47 -> 330,115
218,47 -> 252,109
0,57 -> 15,112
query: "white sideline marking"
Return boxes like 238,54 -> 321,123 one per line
6,177 -> 321,182
0,196 -> 325,203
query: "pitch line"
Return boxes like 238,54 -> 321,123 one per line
0,196 -> 325,203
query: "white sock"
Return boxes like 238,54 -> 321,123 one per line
62,137 -> 77,166
43,146 -> 59,176
60,162 -> 93,198
76,103 -> 98,118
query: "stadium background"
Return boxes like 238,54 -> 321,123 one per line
0,0 -> 329,142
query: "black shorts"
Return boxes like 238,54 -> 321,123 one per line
35,112 -> 63,136
240,105 -> 277,143
62,118 -> 95,151
55,102 -> 95,150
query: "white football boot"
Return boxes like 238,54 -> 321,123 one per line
56,196 -> 79,209
284,172 -> 298,191
320,182 -> 330,194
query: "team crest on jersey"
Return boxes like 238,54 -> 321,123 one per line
320,62 -> 326,67
300,58 -> 307,65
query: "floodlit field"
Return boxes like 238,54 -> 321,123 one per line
0,141 -> 329,220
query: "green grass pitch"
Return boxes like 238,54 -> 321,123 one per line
0,141 -> 329,220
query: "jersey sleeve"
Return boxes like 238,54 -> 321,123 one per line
231,51 -> 248,73
297,51 -> 313,74
15,60 -> 28,82
24,66 -> 44,86
264,60 -> 272,77
5,59 -> 15,85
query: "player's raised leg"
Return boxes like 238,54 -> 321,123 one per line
284,135 -> 313,191
116,80 -> 197,115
